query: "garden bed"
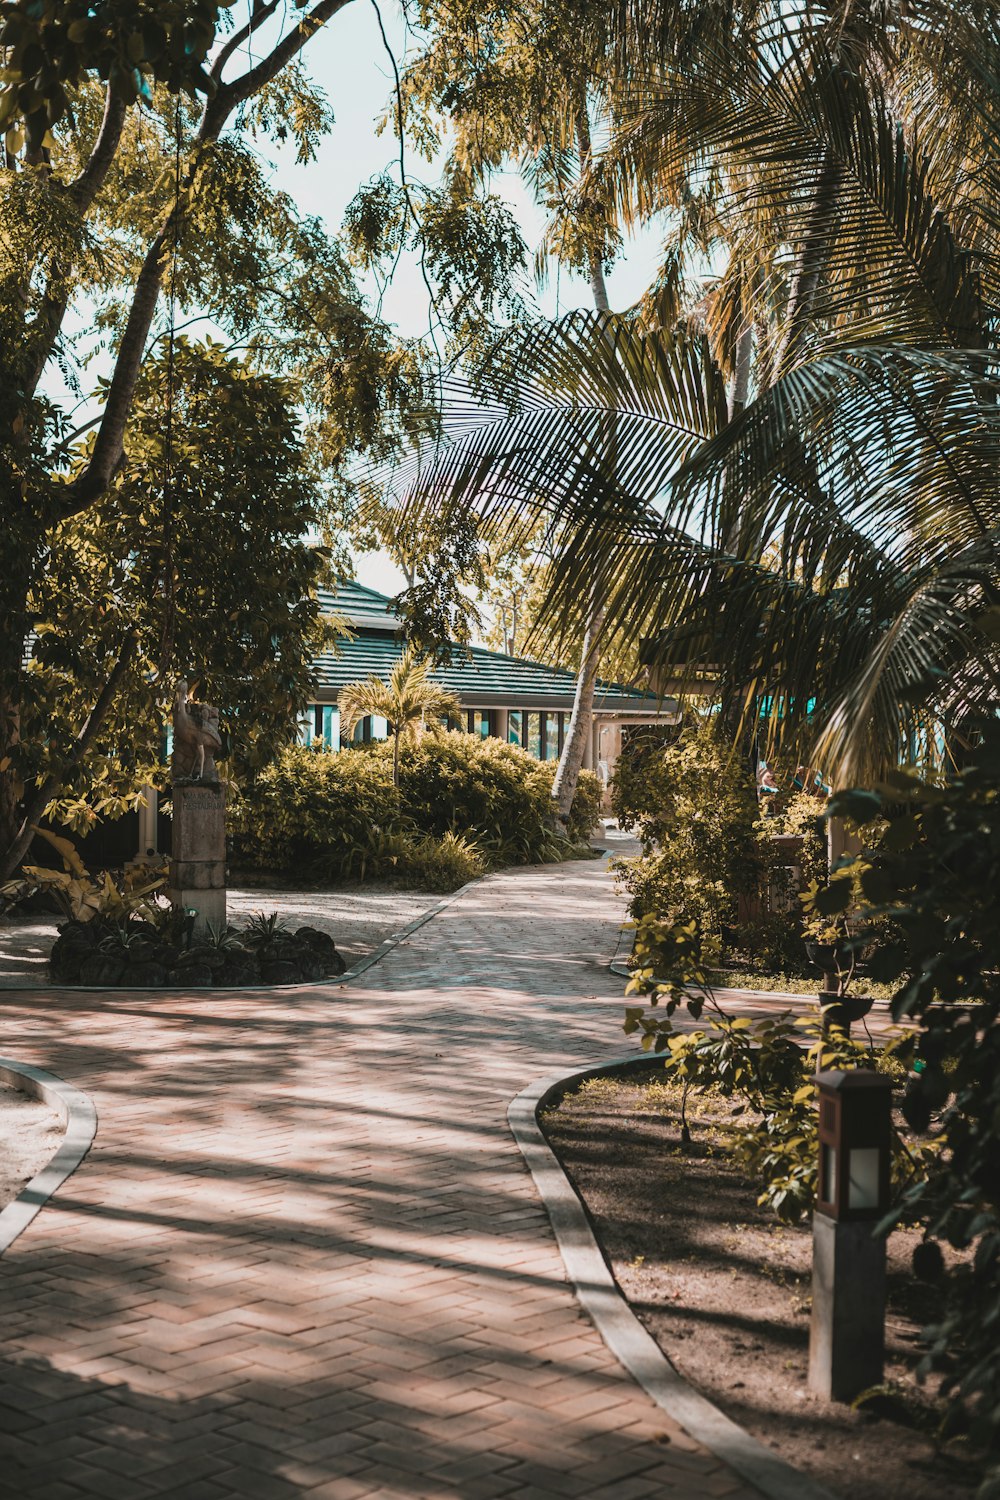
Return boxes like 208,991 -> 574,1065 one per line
0,883 -> 441,989
542,1070 -> 982,1500
0,1081 -> 63,1215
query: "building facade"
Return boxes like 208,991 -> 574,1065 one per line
302,581 -> 680,799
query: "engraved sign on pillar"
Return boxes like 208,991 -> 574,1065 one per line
168,680 -> 228,935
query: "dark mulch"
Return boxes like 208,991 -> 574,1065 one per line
542,1070 -> 983,1500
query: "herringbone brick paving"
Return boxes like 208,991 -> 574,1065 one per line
0,857 -> 767,1498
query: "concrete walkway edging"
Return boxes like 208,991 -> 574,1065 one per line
336,872 -> 486,984
0,1058 -> 98,1257
508,1054 -> 836,1500
0,873 -> 488,997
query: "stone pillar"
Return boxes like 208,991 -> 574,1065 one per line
494,708 -> 509,743
168,781 -> 227,937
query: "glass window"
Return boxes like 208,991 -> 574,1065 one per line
321,705 -> 340,750
371,715 -> 388,741
526,712 -> 542,758
470,710 -> 491,738
508,710 -> 523,747
544,713 -> 560,760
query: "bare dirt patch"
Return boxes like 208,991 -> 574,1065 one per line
0,1081 -> 63,1213
542,1070 -> 982,1500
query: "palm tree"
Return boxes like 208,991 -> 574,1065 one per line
401,1 -> 1000,784
338,649 -> 462,787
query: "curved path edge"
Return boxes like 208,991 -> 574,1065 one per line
4,875 -> 487,996
336,873 -> 484,984
0,1058 -> 98,1257
508,1053 -> 836,1500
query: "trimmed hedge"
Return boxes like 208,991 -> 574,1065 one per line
232,733 -> 601,884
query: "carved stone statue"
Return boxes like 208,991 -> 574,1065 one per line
172,679 -> 224,782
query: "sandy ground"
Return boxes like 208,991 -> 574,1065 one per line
0,883 -> 441,987
0,1082 -> 63,1214
544,1072 -> 983,1500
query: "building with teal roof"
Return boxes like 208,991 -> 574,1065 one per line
303,581 -> 680,797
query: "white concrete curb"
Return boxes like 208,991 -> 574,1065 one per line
0,1059 -> 98,1256
508,1054 -> 836,1500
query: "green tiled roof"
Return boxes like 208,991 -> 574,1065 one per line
318,580 -> 396,632
313,581 -> 674,715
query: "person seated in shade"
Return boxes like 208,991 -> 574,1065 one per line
757,762 -> 781,812
793,764 -> 832,798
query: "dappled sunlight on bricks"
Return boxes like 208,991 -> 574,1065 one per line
0,857 -> 761,1498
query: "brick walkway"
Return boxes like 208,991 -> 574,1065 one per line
0,857 -> 763,1500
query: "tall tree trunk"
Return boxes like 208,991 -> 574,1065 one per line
728,321 -> 753,423
0,519 -> 40,864
550,104 -> 611,824
0,688 -> 22,867
551,604 -> 606,820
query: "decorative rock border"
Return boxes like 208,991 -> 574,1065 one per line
508,1054 -> 836,1500
0,1059 -> 98,1257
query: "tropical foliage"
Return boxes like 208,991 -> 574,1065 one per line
0,1 -> 532,875
233,735 -> 601,885
338,648 -> 461,786
396,0 -> 1000,787
820,731 -> 1000,1474
612,716 -> 814,975
1,342 -> 336,877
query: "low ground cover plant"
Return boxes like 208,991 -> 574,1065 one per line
49,908 -> 347,988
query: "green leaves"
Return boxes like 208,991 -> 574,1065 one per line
828,788 -> 883,825
826,733 -> 1000,1464
0,1 -> 230,135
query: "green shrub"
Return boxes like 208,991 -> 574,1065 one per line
612,717 -> 771,949
771,788 -> 829,889
393,732 -> 601,865
230,745 -> 404,880
611,722 -> 682,837
622,920 -> 921,1225
828,735 -> 1000,1476
394,831 -> 486,892
232,734 -> 601,883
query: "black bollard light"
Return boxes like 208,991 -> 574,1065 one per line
808,1069 -> 894,1402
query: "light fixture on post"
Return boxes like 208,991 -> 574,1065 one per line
808,1069 -> 894,1402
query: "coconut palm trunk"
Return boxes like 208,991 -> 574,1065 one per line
551,602 -> 606,818
551,105 -> 612,823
